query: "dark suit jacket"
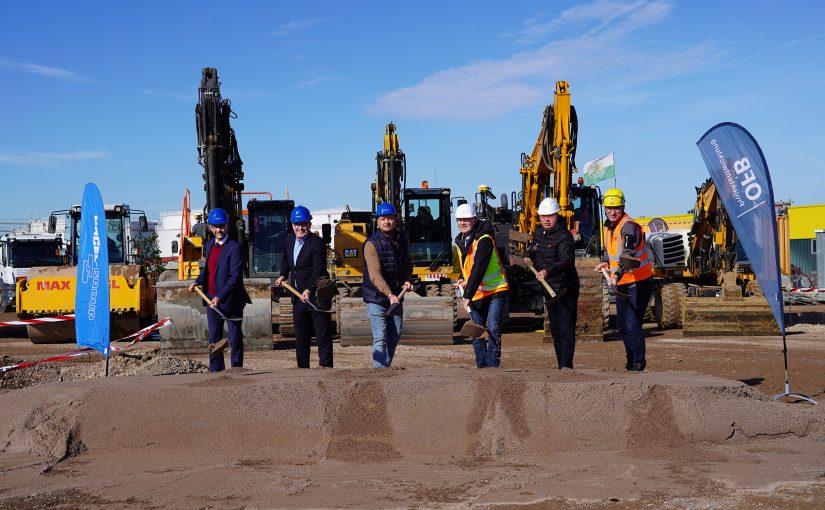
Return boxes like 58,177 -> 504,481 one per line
279,233 -> 330,304
194,238 -> 251,314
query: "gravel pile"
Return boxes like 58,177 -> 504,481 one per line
1,347 -> 207,389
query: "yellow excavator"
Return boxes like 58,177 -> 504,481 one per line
16,204 -> 155,343
333,123 -> 457,345
645,177 -> 779,335
476,81 -> 606,340
155,67 -> 274,352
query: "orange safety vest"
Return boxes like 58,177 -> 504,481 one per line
459,234 -> 509,301
604,214 -> 653,285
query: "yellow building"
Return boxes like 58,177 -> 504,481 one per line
637,203 -> 825,276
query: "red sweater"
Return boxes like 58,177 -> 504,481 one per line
206,242 -> 225,297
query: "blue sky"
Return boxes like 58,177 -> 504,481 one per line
3,0 -> 825,222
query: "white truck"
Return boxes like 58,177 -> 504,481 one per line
0,233 -> 64,312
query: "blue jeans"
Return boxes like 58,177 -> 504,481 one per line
615,278 -> 653,366
468,292 -> 506,368
206,306 -> 244,372
367,302 -> 403,368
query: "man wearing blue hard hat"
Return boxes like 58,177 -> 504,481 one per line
189,207 -> 251,372
275,205 -> 334,368
362,202 -> 413,368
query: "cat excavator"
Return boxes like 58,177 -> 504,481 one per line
476,81 -> 606,340
333,123 -> 456,345
155,67 -> 273,352
645,177 -> 778,335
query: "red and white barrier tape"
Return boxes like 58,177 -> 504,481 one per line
0,314 -> 76,327
0,317 -> 174,374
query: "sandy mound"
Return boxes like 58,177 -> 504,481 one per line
1,368 -> 822,462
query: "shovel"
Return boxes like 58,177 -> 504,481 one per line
384,287 -> 408,316
456,283 -> 487,338
193,286 -> 243,321
510,256 -> 567,303
280,281 -> 334,313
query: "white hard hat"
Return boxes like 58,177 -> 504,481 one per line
537,198 -> 561,215
455,203 -> 477,219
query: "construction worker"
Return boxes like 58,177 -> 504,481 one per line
529,198 -> 580,369
362,202 -> 413,368
275,205 -> 333,369
188,207 -> 251,372
454,203 -> 509,368
594,188 -> 653,371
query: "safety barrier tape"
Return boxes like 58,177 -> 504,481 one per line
0,314 -> 76,327
0,317 -> 174,374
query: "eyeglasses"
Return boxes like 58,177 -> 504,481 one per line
456,218 -> 473,223
604,207 -> 622,213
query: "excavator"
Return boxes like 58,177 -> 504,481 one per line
15,204 -> 155,343
645,177 -> 778,335
476,81 -> 606,340
155,67 -> 274,352
334,123 -> 456,345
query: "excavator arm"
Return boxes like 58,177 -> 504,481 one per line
372,122 -> 406,213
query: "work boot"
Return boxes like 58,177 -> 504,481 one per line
629,361 -> 646,372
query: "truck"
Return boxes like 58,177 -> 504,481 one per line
0,233 -> 64,312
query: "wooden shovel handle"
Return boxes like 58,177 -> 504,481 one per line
527,265 -> 557,297
280,280 -> 306,300
193,285 -> 212,304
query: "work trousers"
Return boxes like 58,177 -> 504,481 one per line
367,302 -> 403,368
468,292 -> 506,368
545,287 -> 579,369
615,278 -> 653,367
293,299 -> 334,368
206,306 -> 244,372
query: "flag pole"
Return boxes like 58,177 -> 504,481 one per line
771,333 -> 816,404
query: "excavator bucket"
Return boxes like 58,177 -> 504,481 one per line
338,294 -> 455,346
156,278 -> 273,353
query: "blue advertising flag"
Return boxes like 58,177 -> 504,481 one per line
75,183 -> 111,355
696,123 -> 784,335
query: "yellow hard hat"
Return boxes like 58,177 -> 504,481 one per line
603,188 -> 625,207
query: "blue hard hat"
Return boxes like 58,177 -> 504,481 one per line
375,202 -> 396,217
207,208 -> 229,225
290,205 -> 312,223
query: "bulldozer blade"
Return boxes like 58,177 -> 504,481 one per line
156,278 -> 273,354
459,320 -> 486,338
682,296 -> 779,336
338,293 -> 454,346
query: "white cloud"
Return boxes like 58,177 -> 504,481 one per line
368,0 -> 713,120
271,17 -> 325,37
0,151 -> 109,166
0,58 -> 88,82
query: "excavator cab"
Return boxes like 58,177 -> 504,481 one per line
569,185 -> 603,258
403,186 -> 453,277
246,199 -> 294,278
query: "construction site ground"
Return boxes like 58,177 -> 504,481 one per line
1,306 -> 824,509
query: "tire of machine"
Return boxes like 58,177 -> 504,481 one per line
601,284 -> 610,330
426,284 -> 439,297
440,283 -> 458,332
744,280 -> 764,297
654,282 -> 687,329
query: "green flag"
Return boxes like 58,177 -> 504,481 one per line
582,152 -> 615,185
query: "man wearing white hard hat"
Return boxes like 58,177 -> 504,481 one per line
528,198 -> 580,369
454,203 -> 509,368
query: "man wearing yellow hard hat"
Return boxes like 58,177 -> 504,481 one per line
594,188 -> 653,372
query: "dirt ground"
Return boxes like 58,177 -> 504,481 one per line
1,306 -> 824,509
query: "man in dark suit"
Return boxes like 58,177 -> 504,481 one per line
188,207 -> 251,372
275,205 -> 333,368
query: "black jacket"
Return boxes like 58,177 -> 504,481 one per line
279,233 -> 330,304
455,219 -> 497,300
529,222 -> 580,294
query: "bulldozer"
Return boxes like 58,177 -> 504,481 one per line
155,67 -> 273,352
15,204 -> 155,343
333,123 -> 456,345
475,81 -> 606,341
645,177 -> 779,335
